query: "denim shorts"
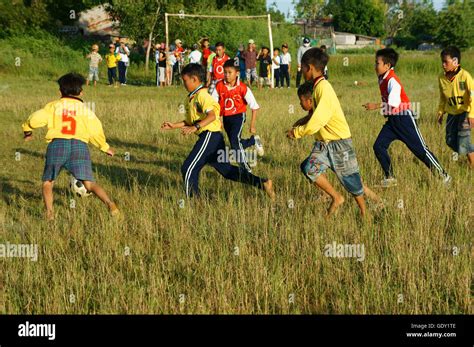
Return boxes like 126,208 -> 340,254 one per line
88,66 -> 99,81
446,112 -> 474,155
301,138 -> 364,196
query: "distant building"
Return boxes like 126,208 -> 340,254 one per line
77,4 -> 120,37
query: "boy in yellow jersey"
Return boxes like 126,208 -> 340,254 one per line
286,48 -> 367,217
105,44 -> 121,86
22,73 -> 118,220
161,63 -> 275,199
437,46 -> 474,168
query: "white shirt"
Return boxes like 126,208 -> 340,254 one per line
272,55 -> 281,69
280,52 -> 291,65
189,50 -> 202,64
115,46 -> 130,63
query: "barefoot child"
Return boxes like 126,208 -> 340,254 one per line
287,48 -> 367,217
364,48 -> 450,187
86,44 -> 102,87
161,63 -> 275,199
437,46 -> 474,168
211,59 -> 264,172
105,44 -> 121,86
21,73 -> 119,220
294,81 -> 382,208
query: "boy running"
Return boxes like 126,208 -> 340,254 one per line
287,48 -> 369,217
21,73 -> 118,220
364,48 -> 450,187
206,42 -> 229,94
211,59 -> 264,172
161,64 -> 274,199
437,46 -> 474,168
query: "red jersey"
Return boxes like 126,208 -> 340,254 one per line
213,79 -> 259,116
202,48 -> 211,66
211,54 -> 229,81
378,68 -> 411,115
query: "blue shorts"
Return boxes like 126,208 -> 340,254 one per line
301,138 -> 364,196
446,112 -> 474,155
42,139 -> 95,182
88,66 -> 99,81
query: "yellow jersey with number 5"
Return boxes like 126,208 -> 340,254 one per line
21,97 -> 110,152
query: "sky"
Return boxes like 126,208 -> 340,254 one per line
268,0 -> 446,20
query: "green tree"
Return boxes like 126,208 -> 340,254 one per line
324,0 -> 385,37
292,0 -> 326,21
435,1 -> 474,48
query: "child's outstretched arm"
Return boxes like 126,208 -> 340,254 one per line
161,121 -> 186,130
291,88 -> 333,139
21,106 -> 50,141
182,110 -> 217,135
244,88 -> 260,134
292,112 -> 312,128
87,113 -> 114,155
363,102 -> 382,111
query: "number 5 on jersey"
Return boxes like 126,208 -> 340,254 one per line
61,109 -> 76,135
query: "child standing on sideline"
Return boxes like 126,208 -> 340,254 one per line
257,47 -> 272,90
364,48 -> 450,187
21,73 -> 118,220
206,42 -> 229,94
86,44 -> 102,87
105,44 -> 121,86
272,48 -> 281,88
280,43 -> 291,88
211,59 -> 265,172
287,48 -> 368,217
437,46 -> 474,168
161,63 -> 275,199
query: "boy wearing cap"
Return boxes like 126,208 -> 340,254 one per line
296,38 -> 311,88
242,40 -> 258,87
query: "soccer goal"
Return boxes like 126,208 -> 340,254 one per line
165,13 -> 275,87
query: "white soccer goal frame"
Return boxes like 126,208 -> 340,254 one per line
165,13 -> 274,87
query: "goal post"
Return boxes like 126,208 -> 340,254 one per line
165,13 -> 274,87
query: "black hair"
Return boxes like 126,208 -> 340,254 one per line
224,58 -> 239,70
57,73 -> 86,97
301,47 -> 329,72
274,48 -> 280,52
297,81 -> 313,99
376,48 -> 399,68
181,63 -> 206,82
440,46 -> 461,64
320,45 -> 327,50
261,46 -> 269,51
215,42 -> 225,48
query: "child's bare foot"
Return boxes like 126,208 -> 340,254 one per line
327,195 -> 344,216
45,210 -> 54,221
108,202 -> 120,217
263,180 -> 276,201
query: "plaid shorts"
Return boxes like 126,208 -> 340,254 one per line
301,138 -> 364,196
42,139 -> 95,182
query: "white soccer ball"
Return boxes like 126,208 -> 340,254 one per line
70,176 -> 91,197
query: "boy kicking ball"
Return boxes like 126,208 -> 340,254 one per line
161,63 -> 275,199
22,73 -> 119,220
286,48 -> 370,217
